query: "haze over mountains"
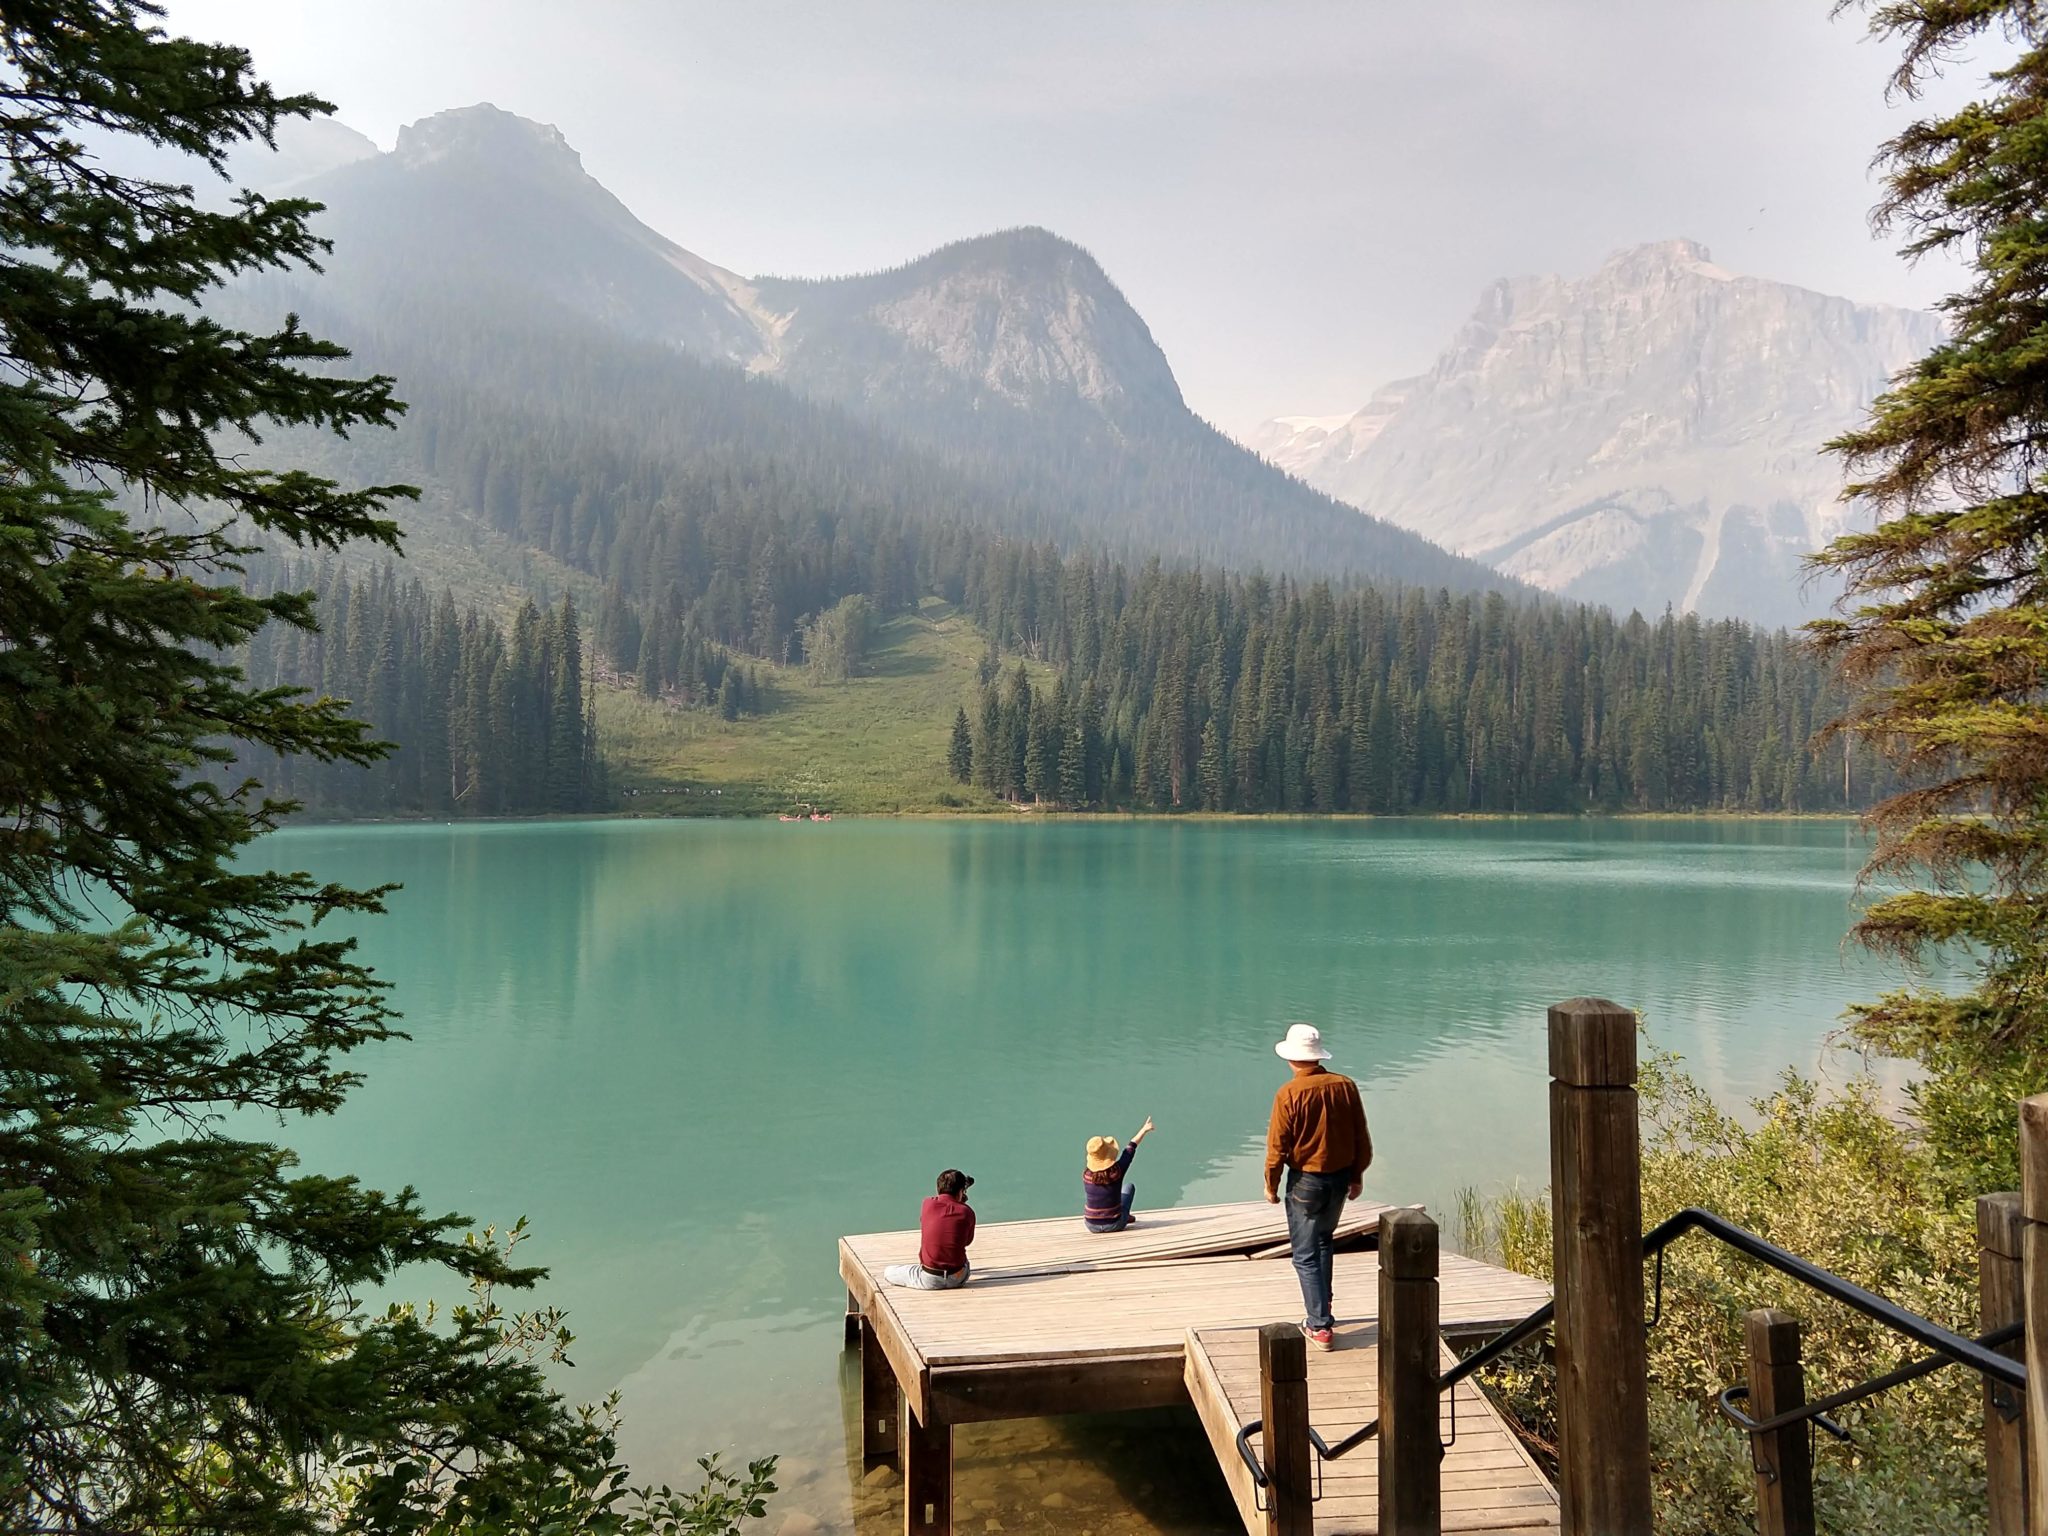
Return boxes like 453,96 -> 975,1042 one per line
232,107 -> 1946,628
1254,241 -> 1945,626
248,104 -> 1503,596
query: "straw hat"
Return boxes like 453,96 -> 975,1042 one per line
1275,1022 -> 1333,1062
1085,1135 -> 1121,1172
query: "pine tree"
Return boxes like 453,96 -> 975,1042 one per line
948,706 -> 974,782
973,683 -> 1003,792
1059,721 -> 1089,807
1134,717 -> 1160,806
0,6 -> 615,1525
545,594 -> 587,812
1310,707 -> 1342,812
1812,0 -> 2048,1181
1024,694 -> 1056,803
1197,717 -> 1227,811
1003,663 -> 1032,799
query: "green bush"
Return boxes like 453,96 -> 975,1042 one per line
1458,1047 -> 1987,1534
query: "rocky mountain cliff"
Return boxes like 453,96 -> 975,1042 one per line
1256,240 -> 1945,625
275,104 -> 1511,592
753,228 -> 1186,427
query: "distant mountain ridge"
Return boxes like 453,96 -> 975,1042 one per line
271,104 -> 1513,595
1255,239 -> 1945,625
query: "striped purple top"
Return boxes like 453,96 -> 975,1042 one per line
1082,1144 -> 1136,1219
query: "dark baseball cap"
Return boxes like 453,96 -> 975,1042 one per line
936,1169 -> 974,1196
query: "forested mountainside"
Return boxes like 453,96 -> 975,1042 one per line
269,104 -> 1510,591
226,304 -> 1884,818
952,557 -> 1889,814
210,112 -> 1885,822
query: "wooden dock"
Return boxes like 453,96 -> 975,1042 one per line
839,1198 -> 1554,1535
1187,1328 -> 1559,1534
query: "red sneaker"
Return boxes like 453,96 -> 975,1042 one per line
1300,1322 -> 1335,1351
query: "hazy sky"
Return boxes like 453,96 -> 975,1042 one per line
167,1 -> 2001,435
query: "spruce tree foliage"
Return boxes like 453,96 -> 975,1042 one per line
1813,0 -> 2048,1186
957,565 -> 1888,813
947,707 -> 974,783
0,5 -> 649,1528
235,559 -> 604,817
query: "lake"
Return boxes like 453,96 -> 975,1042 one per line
266,816 -> 1902,1533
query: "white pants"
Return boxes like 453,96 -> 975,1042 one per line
883,1261 -> 969,1290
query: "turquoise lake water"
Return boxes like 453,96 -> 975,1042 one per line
262,816 -> 1905,1532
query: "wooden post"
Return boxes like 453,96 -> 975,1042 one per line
846,1289 -> 863,1348
1548,997 -> 1652,1536
1980,1192 -> 2026,1536
1743,1309 -> 1815,1536
860,1316 -> 899,1462
1259,1321 -> 1314,1536
1378,1208 -> 1443,1536
902,1404 -> 952,1536
2020,1095 -> 2048,1536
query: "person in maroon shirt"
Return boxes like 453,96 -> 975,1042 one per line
883,1169 -> 976,1290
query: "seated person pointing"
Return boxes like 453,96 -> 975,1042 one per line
883,1169 -> 975,1290
1082,1117 -> 1153,1232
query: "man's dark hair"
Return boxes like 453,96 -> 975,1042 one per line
936,1169 -> 973,1197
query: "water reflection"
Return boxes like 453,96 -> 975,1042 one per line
266,816 -> 1920,1523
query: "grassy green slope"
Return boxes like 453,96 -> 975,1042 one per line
597,599 -> 1050,816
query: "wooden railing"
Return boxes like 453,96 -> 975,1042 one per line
1244,998 -> 2047,1536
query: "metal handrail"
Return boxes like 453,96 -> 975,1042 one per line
1717,1318 -> 2024,1439
1440,1298 -> 1556,1395
1644,1207 -> 2025,1390
1719,1384 -> 1849,1443
1233,1421 -> 1334,1500
1231,1205 -> 2026,1489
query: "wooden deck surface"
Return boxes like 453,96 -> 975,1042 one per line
1187,1326 -> 1561,1535
840,1199 -> 1551,1426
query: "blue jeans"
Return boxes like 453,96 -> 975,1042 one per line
1285,1170 -> 1347,1329
1085,1183 -> 1137,1233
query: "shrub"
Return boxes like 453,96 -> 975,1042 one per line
1457,1047 -> 1985,1533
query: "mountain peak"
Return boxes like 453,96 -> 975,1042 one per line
1596,237 -> 1733,284
755,227 -> 1182,418
934,224 -> 1097,270
394,104 -> 583,174
1260,243 -> 1946,625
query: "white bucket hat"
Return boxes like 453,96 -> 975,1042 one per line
1275,1023 -> 1332,1062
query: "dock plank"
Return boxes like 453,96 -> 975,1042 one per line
1188,1325 -> 1560,1535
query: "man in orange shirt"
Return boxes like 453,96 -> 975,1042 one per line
1264,1023 -> 1373,1350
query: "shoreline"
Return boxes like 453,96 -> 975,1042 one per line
275,806 -> 1869,829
